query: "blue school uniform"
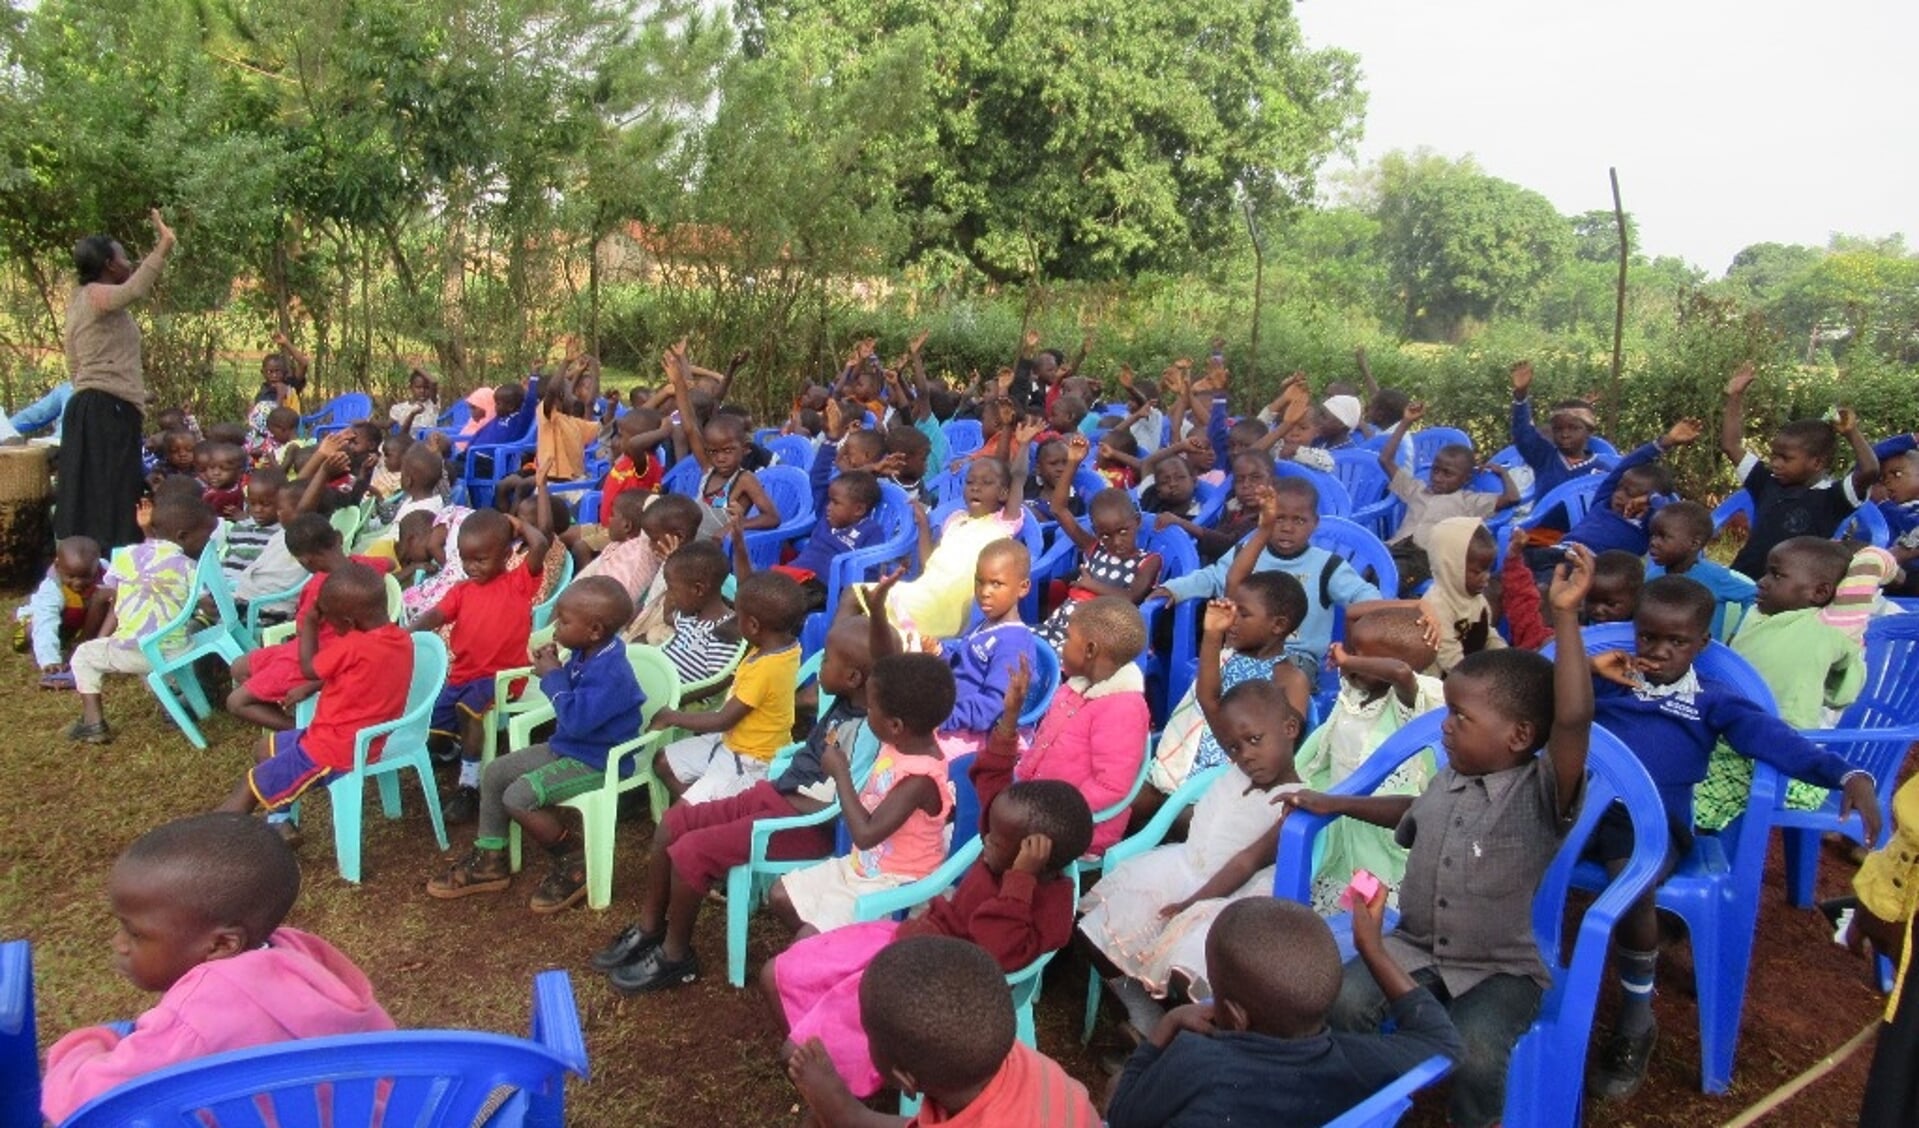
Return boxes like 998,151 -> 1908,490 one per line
541,637 -> 646,775
1162,543 -> 1382,673
1510,397 -> 1609,523
787,514 -> 884,579
939,619 -> 1036,734
1564,441 -> 1668,556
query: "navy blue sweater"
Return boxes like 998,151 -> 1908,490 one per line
539,639 -> 644,774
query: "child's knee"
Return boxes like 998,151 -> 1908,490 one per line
230,655 -> 252,682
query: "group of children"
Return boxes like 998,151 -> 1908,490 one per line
27,338 -> 1919,1127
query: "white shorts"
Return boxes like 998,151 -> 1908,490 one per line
775,855 -> 913,932
663,733 -> 769,805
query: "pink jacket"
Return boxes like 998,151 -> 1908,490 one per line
42,927 -> 395,1122
1016,664 -> 1151,855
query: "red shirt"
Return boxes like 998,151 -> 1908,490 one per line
436,561 -> 542,685
295,556 -> 397,647
599,452 -> 663,518
306,624 -> 415,769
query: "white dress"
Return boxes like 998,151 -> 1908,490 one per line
1079,765 -> 1302,998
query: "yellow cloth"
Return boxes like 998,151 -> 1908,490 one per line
886,511 -> 1025,640
723,643 -> 801,762
1855,774 -> 1919,1019
535,406 -> 600,481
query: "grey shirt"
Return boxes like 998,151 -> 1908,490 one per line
1384,757 -> 1584,995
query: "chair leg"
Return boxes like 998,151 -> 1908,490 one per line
1016,1001 -> 1037,1049
173,663 -> 214,719
1082,969 -> 1103,1044
144,672 -> 209,750
509,823 -> 524,873
1685,902 -> 1745,1094
1781,827 -> 1820,909
725,865 -> 753,988
579,797 -> 617,911
414,759 -> 449,851
375,772 -> 403,820
330,776 -> 365,884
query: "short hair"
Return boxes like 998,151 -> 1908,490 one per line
1269,475 -> 1319,511
458,508 -> 513,550
1346,606 -> 1438,670
997,780 -> 1094,870
735,570 -> 808,634
206,441 -> 245,465
266,406 -> 300,430
1101,427 -> 1138,456
1228,418 -> 1267,446
841,428 -> 885,462
1208,898 -> 1341,1036
1652,499 -> 1713,545
1774,535 -> 1852,592
1549,398 -> 1596,422
702,413 -> 747,443
870,653 -> 958,736
159,428 -> 194,451
248,466 -> 288,494
966,455 -> 1010,488
282,512 -> 340,557
885,425 -> 929,456
56,535 -> 102,568
1776,419 -> 1838,463
1070,596 -> 1146,666
611,488 -> 651,528
663,538 -> 730,591
350,420 -> 383,448
831,469 -> 882,514
1369,388 -> 1409,419
1219,676 -> 1301,731
1638,574 -> 1716,634
1236,570 -> 1307,633
860,937 -> 1014,1094
639,493 -> 703,541
1620,462 -> 1672,495
561,575 -> 636,633
1451,648 -> 1555,749
321,562 -> 388,619
150,491 -> 214,542
118,812 -> 300,940
1592,549 -> 1647,589
976,536 -> 1031,579
205,422 -> 248,447
1435,443 -> 1474,467
1087,486 -> 1137,525
1051,393 -> 1087,423
74,235 -> 120,284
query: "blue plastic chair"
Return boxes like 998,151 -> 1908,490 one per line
62,969 -> 587,1128
1274,712 -> 1673,1127
1711,489 -> 1753,534
1,940 -> 35,1128
290,633 -> 451,883
941,418 -> 984,463
460,436 -> 537,510
1327,1056 -> 1454,1128
660,456 -> 703,497
1331,449 -> 1397,540
1310,515 -> 1400,598
1517,475 -> 1605,534
140,542 -> 250,749
1546,623 -> 1781,1094
928,500 -> 1046,622
1273,460 -> 1352,518
1835,500 -> 1892,547
1124,524 -> 1199,720
302,392 -> 373,439
1409,426 -> 1472,476
765,433 -> 814,469
741,464 -> 815,570
411,398 -> 472,438
1773,614 -> 1919,906
800,481 -> 919,656
1191,478 -> 1229,529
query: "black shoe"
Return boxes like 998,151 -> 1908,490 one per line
442,786 -> 480,825
591,923 -> 663,972
608,947 -> 700,994
1588,1023 -> 1658,1101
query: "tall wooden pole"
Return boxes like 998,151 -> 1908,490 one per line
1609,167 -> 1629,429
1243,196 -> 1265,388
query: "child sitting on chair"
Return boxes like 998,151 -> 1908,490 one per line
1379,403 -> 1518,594
64,492 -> 217,745
18,534 -> 104,691
219,564 -> 414,837
901,538 -> 1035,762
428,578 -> 643,914
786,936 -> 1100,1126
1034,452 -> 1162,651
656,539 -> 740,695
39,813 -> 394,1123
1644,501 -> 1757,621
575,490 -> 657,606
1106,897 -> 1463,1127
766,781 -> 1094,1101
769,469 -> 885,612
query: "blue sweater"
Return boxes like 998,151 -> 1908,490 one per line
1510,397 -> 1610,513
940,619 -> 1036,734
788,514 -> 884,579
463,378 -> 540,452
1565,440 -> 1667,555
539,639 -> 645,773
1162,542 -> 1382,669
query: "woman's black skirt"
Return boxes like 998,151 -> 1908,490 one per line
54,389 -> 144,551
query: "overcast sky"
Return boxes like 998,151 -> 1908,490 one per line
1295,0 -> 1917,277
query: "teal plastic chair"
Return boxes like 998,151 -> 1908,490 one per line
242,573 -> 308,648
257,575 -> 402,647
1068,734 -> 1157,885
503,644 -> 681,910
290,633 -> 451,883
1081,763 -> 1227,1041
531,550 -> 576,632
139,542 -> 250,749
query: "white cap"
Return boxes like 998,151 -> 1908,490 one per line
1322,395 -> 1362,430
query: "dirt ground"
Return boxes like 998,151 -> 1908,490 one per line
3,640 -> 1893,1127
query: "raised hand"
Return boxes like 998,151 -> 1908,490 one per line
149,207 -> 176,247
1202,598 -> 1235,636
870,565 -> 908,609
908,329 -> 929,356
1327,640 -> 1350,670
1664,418 -> 1705,447
1725,362 -> 1756,397
729,347 -> 751,369
1547,543 -> 1595,613
1012,833 -> 1054,875
918,632 -> 942,655
1065,433 -> 1091,462
1023,329 -> 1041,351
994,367 -> 1016,396
1510,361 -> 1534,396
1117,365 -> 1135,390
1004,653 -> 1032,714
1402,401 -> 1426,425
1835,406 -> 1860,435
1256,482 -> 1281,524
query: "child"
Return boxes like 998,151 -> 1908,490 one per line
1024,437 -> 1084,524
18,535 -> 104,690
883,424 -> 936,504
370,434 -> 409,503
915,539 -> 1035,761
1646,499 -> 1757,622
658,539 -> 743,690
650,570 -> 805,804
1298,552 -> 1596,1128
1721,362 -> 1879,580
1509,360 -> 1608,502
1419,516 -> 1504,675
1501,535 -> 1641,648
219,565 -> 415,833
1379,402 -> 1517,594
772,469 -> 884,611
766,781 -> 1094,1100
64,492 -> 216,744
1582,573 -> 1881,1099
230,439 -> 351,615
1553,419 -> 1697,561
576,489 -> 658,604
496,378 -> 602,511
668,342 -> 782,530
1035,460 -> 1161,650
598,615 -> 875,991
1296,607 -> 1443,915
599,406 -> 669,517
37,813 -> 393,1123
786,936 -> 1101,1126
428,578 -> 643,913
974,597 -> 1151,855
389,366 -> 439,433
1692,537 -> 1865,833
1138,449 -> 1201,528
620,494 -> 712,645
248,406 -> 301,469
1105,896 -> 1463,1127
144,428 -> 197,491
1153,477 -> 1384,680
1143,571 -> 1312,811
220,469 -> 287,585
408,509 -> 549,822
764,654 -> 955,935
1845,771 -> 1919,1127
365,441 -> 448,551
198,442 -> 247,520
1080,660 -> 1306,1012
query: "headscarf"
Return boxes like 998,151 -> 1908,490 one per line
1425,516 -> 1504,673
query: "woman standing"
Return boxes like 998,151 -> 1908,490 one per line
56,209 -> 175,550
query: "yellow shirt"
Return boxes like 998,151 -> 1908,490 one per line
1855,773 -> 1919,1018
536,406 -> 601,481
723,643 -> 801,762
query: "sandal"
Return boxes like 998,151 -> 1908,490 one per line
64,719 -> 112,744
39,670 -> 75,691
529,852 -> 588,915
426,846 -> 512,899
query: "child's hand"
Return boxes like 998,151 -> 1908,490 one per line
994,367 -> 1016,396
729,347 -> 751,369
820,732 -> 850,781
1839,774 -> 1883,846
1157,897 -> 1194,921
531,643 -> 562,676
1148,1003 -> 1217,1049
1401,401 -> 1425,425
1510,361 -> 1533,395
1327,641 -> 1350,670
1065,434 -> 1090,462
918,633 -> 941,655
1117,365 -> 1135,389
1202,598 -> 1235,636
1012,833 -> 1054,875
135,498 -> 153,532
534,459 -> 551,487
1350,883 -> 1389,949
1256,482 -> 1281,525
870,565 -> 907,608
1148,585 -> 1178,605
1547,543 -> 1595,613
823,398 -> 843,437
650,530 -> 684,559
908,329 -> 929,356
993,396 -> 1018,429
1725,361 -> 1756,396
1154,511 -> 1182,532
1663,418 -> 1704,447
1592,650 -> 1642,689
1835,406 -> 1860,435
1413,599 -> 1444,649
873,452 -> 906,479
1003,653 -> 1032,716
283,680 -> 320,706
1022,329 -> 1040,351
1271,788 -> 1340,815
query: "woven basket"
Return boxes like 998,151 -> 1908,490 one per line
0,445 -> 49,503
0,446 -> 53,584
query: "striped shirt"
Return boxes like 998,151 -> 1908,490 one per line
220,519 -> 277,582
662,610 -> 740,687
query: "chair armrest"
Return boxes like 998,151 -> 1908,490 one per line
853,837 -> 984,922
244,577 -> 309,635
595,730 -> 667,788
529,969 -> 590,1078
508,703 -> 559,751
746,802 -> 844,866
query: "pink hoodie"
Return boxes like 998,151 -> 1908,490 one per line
41,927 -> 395,1123
1016,664 -> 1151,855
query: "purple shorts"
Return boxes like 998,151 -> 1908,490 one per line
248,730 -> 339,811
430,677 -> 496,738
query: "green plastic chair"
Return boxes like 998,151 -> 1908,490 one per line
502,644 -> 680,910
327,503 -> 365,547
289,633 -> 451,883
139,542 -> 250,749
480,625 -> 560,769
257,575 -> 404,648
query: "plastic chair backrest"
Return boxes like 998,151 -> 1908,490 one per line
1826,614 -> 1919,787
1020,641 -> 1060,728
1410,427 -> 1472,475
942,419 -> 984,459
1272,460 -> 1352,517
766,434 -> 814,469
1,940 -> 36,1128
1519,475 -> 1604,532
1712,489 -> 1754,533
1835,501 -> 1891,547
1191,477 -> 1228,528
660,457 -> 702,497
1329,448 -> 1390,507
1308,515 -> 1399,598
753,464 -> 814,524
1325,1056 -> 1452,1128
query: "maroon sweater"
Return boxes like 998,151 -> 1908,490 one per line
896,863 -> 1076,972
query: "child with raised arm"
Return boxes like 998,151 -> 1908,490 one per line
408,508 -> 549,823
763,653 -> 955,936
1034,444 -> 1161,649
1721,362 -> 1879,580
666,340 -> 782,531
38,813 -> 393,1123
18,535 -> 104,690
1508,360 -> 1608,502
1105,896 -> 1463,1128
1291,550 -> 1597,1128
1379,401 -> 1517,595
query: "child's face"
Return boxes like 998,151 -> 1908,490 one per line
1264,492 -> 1318,556
108,861 -> 231,993
703,424 -> 743,476
382,441 -> 408,474
1217,696 -> 1299,789
1757,547 -> 1829,616
267,419 -> 296,444
1462,534 -> 1496,598
550,597 -> 607,652
204,452 -> 243,490
1439,673 -> 1531,776
1183,443 -> 1215,475
459,529 -> 511,584
1231,461 -> 1273,513
1153,456 -> 1194,507
1046,398 -> 1080,433
1584,574 -> 1638,624
166,438 -> 196,471
973,554 -> 1030,622
1550,415 -> 1593,457
963,461 -> 1009,516
892,444 -> 929,480
56,551 -> 100,593
247,482 -> 281,526
1610,471 -> 1657,519
1090,502 -> 1140,559
824,481 -> 871,531
1632,602 -> 1710,686
1884,453 -> 1919,504
818,628 -> 868,698
979,795 -> 1034,876
260,356 -> 286,385
1767,436 -> 1825,487
409,373 -> 433,401
1034,443 -> 1070,488
1427,452 -> 1474,496
1646,513 -> 1702,569
1225,591 -> 1289,656
664,567 -> 709,615
346,428 -> 376,462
